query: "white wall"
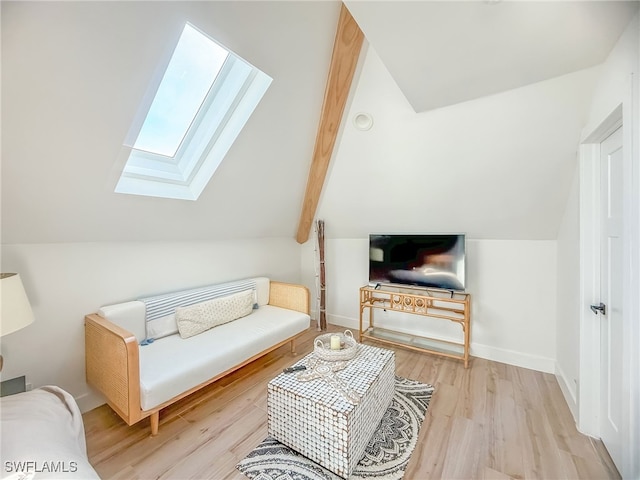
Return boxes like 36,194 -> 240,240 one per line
305,43 -> 599,375
555,166 -> 581,419
575,12 -> 639,479
302,238 -> 557,372
316,45 -> 599,241
582,14 -> 639,140
0,238 -> 302,412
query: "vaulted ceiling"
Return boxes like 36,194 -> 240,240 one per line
1,1 -> 637,244
345,1 -> 637,112
1,1 -> 340,244
316,1 -> 638,240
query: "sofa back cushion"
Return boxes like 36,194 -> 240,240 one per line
140,278 -> 264,341
98,277 -> 271,343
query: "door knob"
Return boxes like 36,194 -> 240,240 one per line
590,303 -> 606,315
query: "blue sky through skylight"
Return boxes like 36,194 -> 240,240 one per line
133,24 -> 229,157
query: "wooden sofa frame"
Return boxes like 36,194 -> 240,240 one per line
85,281 -> 309,435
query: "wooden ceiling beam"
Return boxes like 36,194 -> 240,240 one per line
295,3 -> 364,244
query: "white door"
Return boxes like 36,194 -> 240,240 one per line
598,126 -> 624,471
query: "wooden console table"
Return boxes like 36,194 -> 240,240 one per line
359,285 -> 471,367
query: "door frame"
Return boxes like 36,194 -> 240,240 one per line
578,90 -> 639,477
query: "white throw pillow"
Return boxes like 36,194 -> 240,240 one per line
176,289 -> 254,339
146,314 -> 178,340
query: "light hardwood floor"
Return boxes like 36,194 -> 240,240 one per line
84,324 -> 620,479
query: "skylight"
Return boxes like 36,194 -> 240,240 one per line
116,23 -> 272,200
134,25 -> 228,157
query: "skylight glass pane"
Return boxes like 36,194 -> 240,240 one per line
133,24 -> 229,157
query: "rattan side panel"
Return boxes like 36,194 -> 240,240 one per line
85,315 -> 138,423
269,282 -> 310,314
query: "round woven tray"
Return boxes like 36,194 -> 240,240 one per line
314,330 -> 358,361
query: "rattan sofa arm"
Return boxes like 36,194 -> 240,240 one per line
84,313 -> 142,425
268,281 -> 310,315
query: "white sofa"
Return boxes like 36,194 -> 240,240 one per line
85,277 -> 310,435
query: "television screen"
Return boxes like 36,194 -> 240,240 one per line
369,234 -> 466,291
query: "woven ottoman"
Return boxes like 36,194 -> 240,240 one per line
267,343 -> 395,478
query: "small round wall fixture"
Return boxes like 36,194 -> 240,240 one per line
353,112 -> 373,131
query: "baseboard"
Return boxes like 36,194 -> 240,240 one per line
327,314 -> 358,330
469,343 -> 556,374
327,314 -> 556,374
75,392 -> 105,414
555,363 -> 578,421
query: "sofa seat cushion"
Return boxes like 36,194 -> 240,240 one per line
138,305 -> 310,411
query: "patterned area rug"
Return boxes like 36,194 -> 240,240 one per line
236,377 -> 434,480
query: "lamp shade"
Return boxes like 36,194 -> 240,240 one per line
0,273 -> 35,337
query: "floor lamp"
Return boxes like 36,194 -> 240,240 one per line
0,273 -> 35,372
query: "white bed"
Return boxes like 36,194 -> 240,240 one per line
0,386 -> 100,479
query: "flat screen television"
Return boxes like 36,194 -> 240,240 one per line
369,234 -> 466,291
